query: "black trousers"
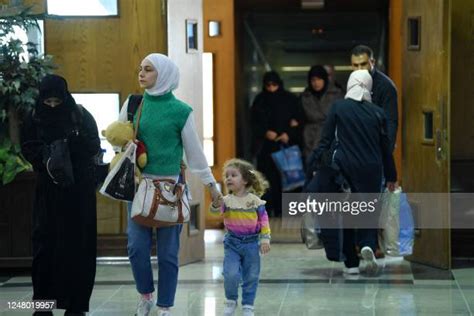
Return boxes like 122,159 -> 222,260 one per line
32,175 -> 97,312
342,228 -> 378,268
257,152 -> 282,217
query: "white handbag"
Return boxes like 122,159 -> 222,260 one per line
129,99 -> 190,227
131,168 -> 190,227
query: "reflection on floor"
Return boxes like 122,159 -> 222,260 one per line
1,230 -> 473,315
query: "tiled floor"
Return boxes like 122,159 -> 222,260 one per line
1,230 -> 473,315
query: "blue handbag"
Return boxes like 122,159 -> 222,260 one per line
271,145 -> 305,191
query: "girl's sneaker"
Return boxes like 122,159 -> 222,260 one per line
242,305 -> 254,316
135,297 -> 154,316
223,300 -> 237,316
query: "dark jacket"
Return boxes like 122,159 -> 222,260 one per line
371,67 -> 398,152
251,89 -> 303,156
300,86 -> 344,158
310,98 -> 397,193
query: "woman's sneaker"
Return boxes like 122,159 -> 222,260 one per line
361,246 -> 378,275
158,308 -> 172,316
342,267 -> 360,275
223,300 -> 237,316
136,297 -> 154,316
242,305 -> 254,316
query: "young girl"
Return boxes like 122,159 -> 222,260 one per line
210,159 -> 271,316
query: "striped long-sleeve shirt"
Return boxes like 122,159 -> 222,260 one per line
210,193 -> 271,243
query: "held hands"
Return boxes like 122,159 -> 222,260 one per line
275,132 -> 289,144
260,242 -> 271,255
209,183 -> 223,208
266,130 -> 290,144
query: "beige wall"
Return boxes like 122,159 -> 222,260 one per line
167,0 -> 206,264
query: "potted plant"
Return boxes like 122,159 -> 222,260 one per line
0,3 -> 54,268
0,3 -> 54,185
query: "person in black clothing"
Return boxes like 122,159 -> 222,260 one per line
251,71 -> 303,217
351,45 -> 398,152
21,75 -> 100,316
309,70 -> 397,276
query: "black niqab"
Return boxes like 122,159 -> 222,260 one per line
34,74 -> 77,141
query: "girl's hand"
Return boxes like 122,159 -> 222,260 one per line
209,184 -> 223,207
211,194 -> 224,209
260,242 -> 271,255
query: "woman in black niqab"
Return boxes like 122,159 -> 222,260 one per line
250,71 -> 303,217
21,74 -> 100,315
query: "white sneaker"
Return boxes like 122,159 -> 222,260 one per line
136,297 -> 154,316
242,305 -> 254,316
158,308 -> 172,316
342,267 -> 360,275
361,246 -> 378,275
223,300 -> 237,316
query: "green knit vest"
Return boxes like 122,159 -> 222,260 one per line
134,92 -> 192,175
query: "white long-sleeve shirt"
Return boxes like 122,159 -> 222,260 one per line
119,97 -> 216,185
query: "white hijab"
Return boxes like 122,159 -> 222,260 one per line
344,69 -> 372,102
143,53 -> 180,96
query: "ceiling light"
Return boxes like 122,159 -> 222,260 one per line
302,0 -> 324,10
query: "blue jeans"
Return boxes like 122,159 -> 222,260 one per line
223,232 -> 261,306
127,204 -> 182,308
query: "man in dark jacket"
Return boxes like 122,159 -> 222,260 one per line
351,45 -> 398,152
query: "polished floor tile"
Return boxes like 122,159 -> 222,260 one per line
1,230 -> 473,315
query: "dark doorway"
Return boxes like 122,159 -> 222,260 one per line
235,0 -> 390,161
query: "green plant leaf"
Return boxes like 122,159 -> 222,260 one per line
1,4 -> 54,184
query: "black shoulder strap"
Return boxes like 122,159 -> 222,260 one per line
71,103 -> 84,134
127,95 -> 143,122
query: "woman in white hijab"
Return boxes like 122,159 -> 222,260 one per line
118,53 -> 222,316
307,69 -> 397,277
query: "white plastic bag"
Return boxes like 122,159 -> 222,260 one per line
301,213 -> 324,249
379,187 -> 414,256
99,141 -> 137,201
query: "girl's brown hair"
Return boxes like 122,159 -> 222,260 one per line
223,158 -> 269,197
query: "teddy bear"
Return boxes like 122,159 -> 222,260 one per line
101,121 -> 147,182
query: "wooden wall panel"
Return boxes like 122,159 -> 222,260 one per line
203,0 -> 236,228
44,0 -> 167,99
